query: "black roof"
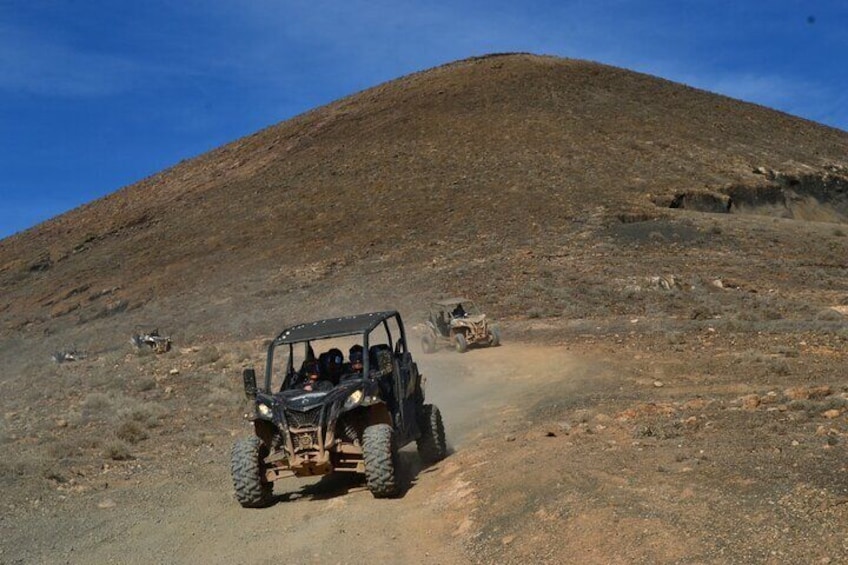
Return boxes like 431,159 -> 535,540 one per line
273,311 -> 399,344
431,297 -> 471,307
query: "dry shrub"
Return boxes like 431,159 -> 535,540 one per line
738,350 -> 768,363
81,392 -> 116,421
0,452 -> 53,484
132,344 -> 154,358
203,386 -> 241,409
527,307 -> 544,319
816,308 -> 845,322
767,358 -> 791,376
820,396 -> 848,412
103,440 -> 133,461
196,345 -> 221,366
784,385 -> 832,400
207,370 -> 242,393
116,401 -> 165,428
0,422 -> 9,445
46,438 -> 87,460
134,376 -> 157,392
115,421 -> 149,444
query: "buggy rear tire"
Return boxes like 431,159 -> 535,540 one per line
417,404 -> 447,464
490,327 -> 501,347
453,333 -> 468,353
231,436 -> 273,508
362,423 -> 400,498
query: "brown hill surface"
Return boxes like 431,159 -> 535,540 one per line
2,53 -> 847,337
2,53 -> 848,563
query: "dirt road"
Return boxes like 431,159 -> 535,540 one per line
2,343 -> 587,564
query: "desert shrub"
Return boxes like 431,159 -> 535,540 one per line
785,398 -> 843,417
116,401 -> 165,428
196,345 -> 221,366
773,346 -> 800,358
766,358 -> 791,376
115,421 -> 149,444
230,344 -> 254,364
527,307 -> 544,319
103,440 -> 133,461
79,363 -> 131,392
816,308 -> 845,322
134,376 -> 157,392
133,345 -> 154,358
207,370 -> 242,393
44,435 -> 101,459
738,349 -> 768,364
0,452 -> 52,484
737,305 -> 784,322
820,396 -> 848,412
81,392 -> 116,421
135,351 -> 157,367
203,386 -> 241,409
46,439 -> 84,460
787,399 -> 814,412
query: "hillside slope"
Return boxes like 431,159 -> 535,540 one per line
1,53 -> 846,342
3,53 -> 848,564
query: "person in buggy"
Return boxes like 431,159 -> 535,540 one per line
300,358 -> 333,392
319,348 -> 345,385
341,344 -> 364,382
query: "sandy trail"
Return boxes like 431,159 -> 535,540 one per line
3,343 -> 587,564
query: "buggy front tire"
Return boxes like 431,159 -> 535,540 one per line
453,333 -> 468,353
417,404 -> 447,464
421,331 -> 436,354
231,436 -> 273,508
362,423 -> 400,498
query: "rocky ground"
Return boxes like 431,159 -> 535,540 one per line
2,54 -> 847,563
2,316 -> 847,564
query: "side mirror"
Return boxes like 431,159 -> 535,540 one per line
242,368 -> 258,400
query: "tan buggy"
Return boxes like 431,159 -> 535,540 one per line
421,298 -> 501,353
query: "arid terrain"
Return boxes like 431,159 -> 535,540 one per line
1,53 -> 847,563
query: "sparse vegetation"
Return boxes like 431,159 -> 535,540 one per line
80,392 -> 116,421
196,345 -> 221,366
115,420 -> 149,444
102,440 -> 133,461
1,53 -> 847,563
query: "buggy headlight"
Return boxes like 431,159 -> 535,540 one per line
343,390 -> 364,411
257,403 -> 273,418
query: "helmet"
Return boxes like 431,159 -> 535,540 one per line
303,359 -> 320,377
321,348 -> 344,375
349,344 -> 364,365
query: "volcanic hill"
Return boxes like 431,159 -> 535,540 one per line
2,53 -> 848,564
2,52 -> 847,342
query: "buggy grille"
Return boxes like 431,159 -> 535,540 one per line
285,406 -> 322,429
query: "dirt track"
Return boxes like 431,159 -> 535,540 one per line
4,326 -> 848,564
1,343 -> 587,564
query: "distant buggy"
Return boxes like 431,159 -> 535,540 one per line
421,298 -> 501,353
231,311 -> 447,507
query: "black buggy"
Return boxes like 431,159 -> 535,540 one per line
231,311 -> 447,507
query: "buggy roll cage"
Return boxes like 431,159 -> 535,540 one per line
262,311 -> 408,392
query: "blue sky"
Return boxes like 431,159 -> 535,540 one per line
1,1 -> 846,239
